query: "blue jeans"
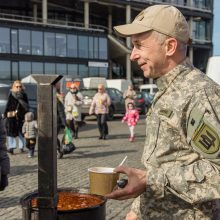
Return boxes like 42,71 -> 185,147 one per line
7,132 -> 25,149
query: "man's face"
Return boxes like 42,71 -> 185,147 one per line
130,32 -> 167,79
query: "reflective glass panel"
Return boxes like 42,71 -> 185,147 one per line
0,27 -> 10,53
32,31 -> 43,55
19,61 -> 31,79
56,33 -> 66,57
89,36 -> 94,58
11,29 -> 18,54
78,36 -> 88,58
67,64 -> 78,77
19,30 -> 31,54
94,37 -> 99,59
0,61 -> 10,80
44,32 -> 55,56
89,66 -> 99,77
12,62 -> 18,81
32,62 -> 43,74
99,67 -> 108,77
99,38 -> 107,59
45,63 -> 55,74
67,34 -> 77,57
56,63 -> 67,75
78,64 -> 88,78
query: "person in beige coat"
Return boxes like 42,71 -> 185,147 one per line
123,85 -> 137,110
64,84 -> 83,139
89,84 -> 111,140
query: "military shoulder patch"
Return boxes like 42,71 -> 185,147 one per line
192,121 -> 220,154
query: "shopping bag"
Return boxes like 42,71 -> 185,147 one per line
72,106 -> 79,118
62,127 -> 76,154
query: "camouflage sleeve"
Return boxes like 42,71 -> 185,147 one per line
168,87 -> 220,204
145,86 -> 220,204
130,196 -> 141,217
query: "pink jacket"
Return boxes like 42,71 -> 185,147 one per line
122,109 -> 139,126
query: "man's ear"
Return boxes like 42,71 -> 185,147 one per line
165,38 -> 177,56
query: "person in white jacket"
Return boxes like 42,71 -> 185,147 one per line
64,84 -> 83,139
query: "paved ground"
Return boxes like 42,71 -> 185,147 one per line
0,115 -> 146,220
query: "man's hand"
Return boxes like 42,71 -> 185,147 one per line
105,166 -> 146,200
126,211 -> 138,220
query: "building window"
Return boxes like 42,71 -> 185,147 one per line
44,32 -> 55,56
192,20 -> 210,41
19,30 -> 31,54
89,36 -> 94,59
32,31 -> 43,55
67,64 -> 78,77
0,27 -> 10,53
99,67 -> 108,78
99,38 -> 107,60
12,61 -> 18,81
56,33 -> 66,57
56,63 -> 67,75
94,37 -> 99,59
89,66 -> 99,77
19,61 -> 31,79
67,34 -> 77,57
11,29 -> 18,54
78,64 -> 88,78
78,35 -> 88,58
45,62 -> 55,74
32,62 -> 43,74
0,61 -> 10,80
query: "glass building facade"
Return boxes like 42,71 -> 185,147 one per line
0,25 -> 108,82
0,0 -> 213,83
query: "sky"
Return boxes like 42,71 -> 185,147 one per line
213,0 -> 220,55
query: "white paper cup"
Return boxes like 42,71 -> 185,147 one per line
88,167 -> 119,196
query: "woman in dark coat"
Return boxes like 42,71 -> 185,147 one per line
4,80 -> 29,154
0,115 -> 10,190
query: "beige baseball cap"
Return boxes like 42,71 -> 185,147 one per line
114,5 -> 190,44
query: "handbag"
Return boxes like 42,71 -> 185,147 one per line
7,110 -> 17,118
7,103 -> 19,118
72,106 -> 79,118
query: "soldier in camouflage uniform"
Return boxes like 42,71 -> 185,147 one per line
106,4 -> 220,220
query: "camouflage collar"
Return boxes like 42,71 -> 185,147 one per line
156,58 -> 194,91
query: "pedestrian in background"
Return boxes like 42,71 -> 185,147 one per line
64,84 -> 83,139
0,115 -> 10,191
123,85 -> 137,110
89,84 -> 111,140
122,102 -> 139,142
4,80 -> 29,155
55,82 -> 67,159
106,4 -> 220,220
22,112 -> 37,158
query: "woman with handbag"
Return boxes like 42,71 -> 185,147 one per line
4,80 -> 29,155
64,84 -> 83,139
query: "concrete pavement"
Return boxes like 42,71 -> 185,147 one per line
0,115 -> 146,220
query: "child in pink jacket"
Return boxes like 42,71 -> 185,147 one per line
122,102 -> 139,142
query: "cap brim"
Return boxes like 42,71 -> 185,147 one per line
114,23 -> 152,37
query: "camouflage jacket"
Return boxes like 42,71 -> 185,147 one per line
131,58 -> 220,220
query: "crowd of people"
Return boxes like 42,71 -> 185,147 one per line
2,80 -> 141,157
